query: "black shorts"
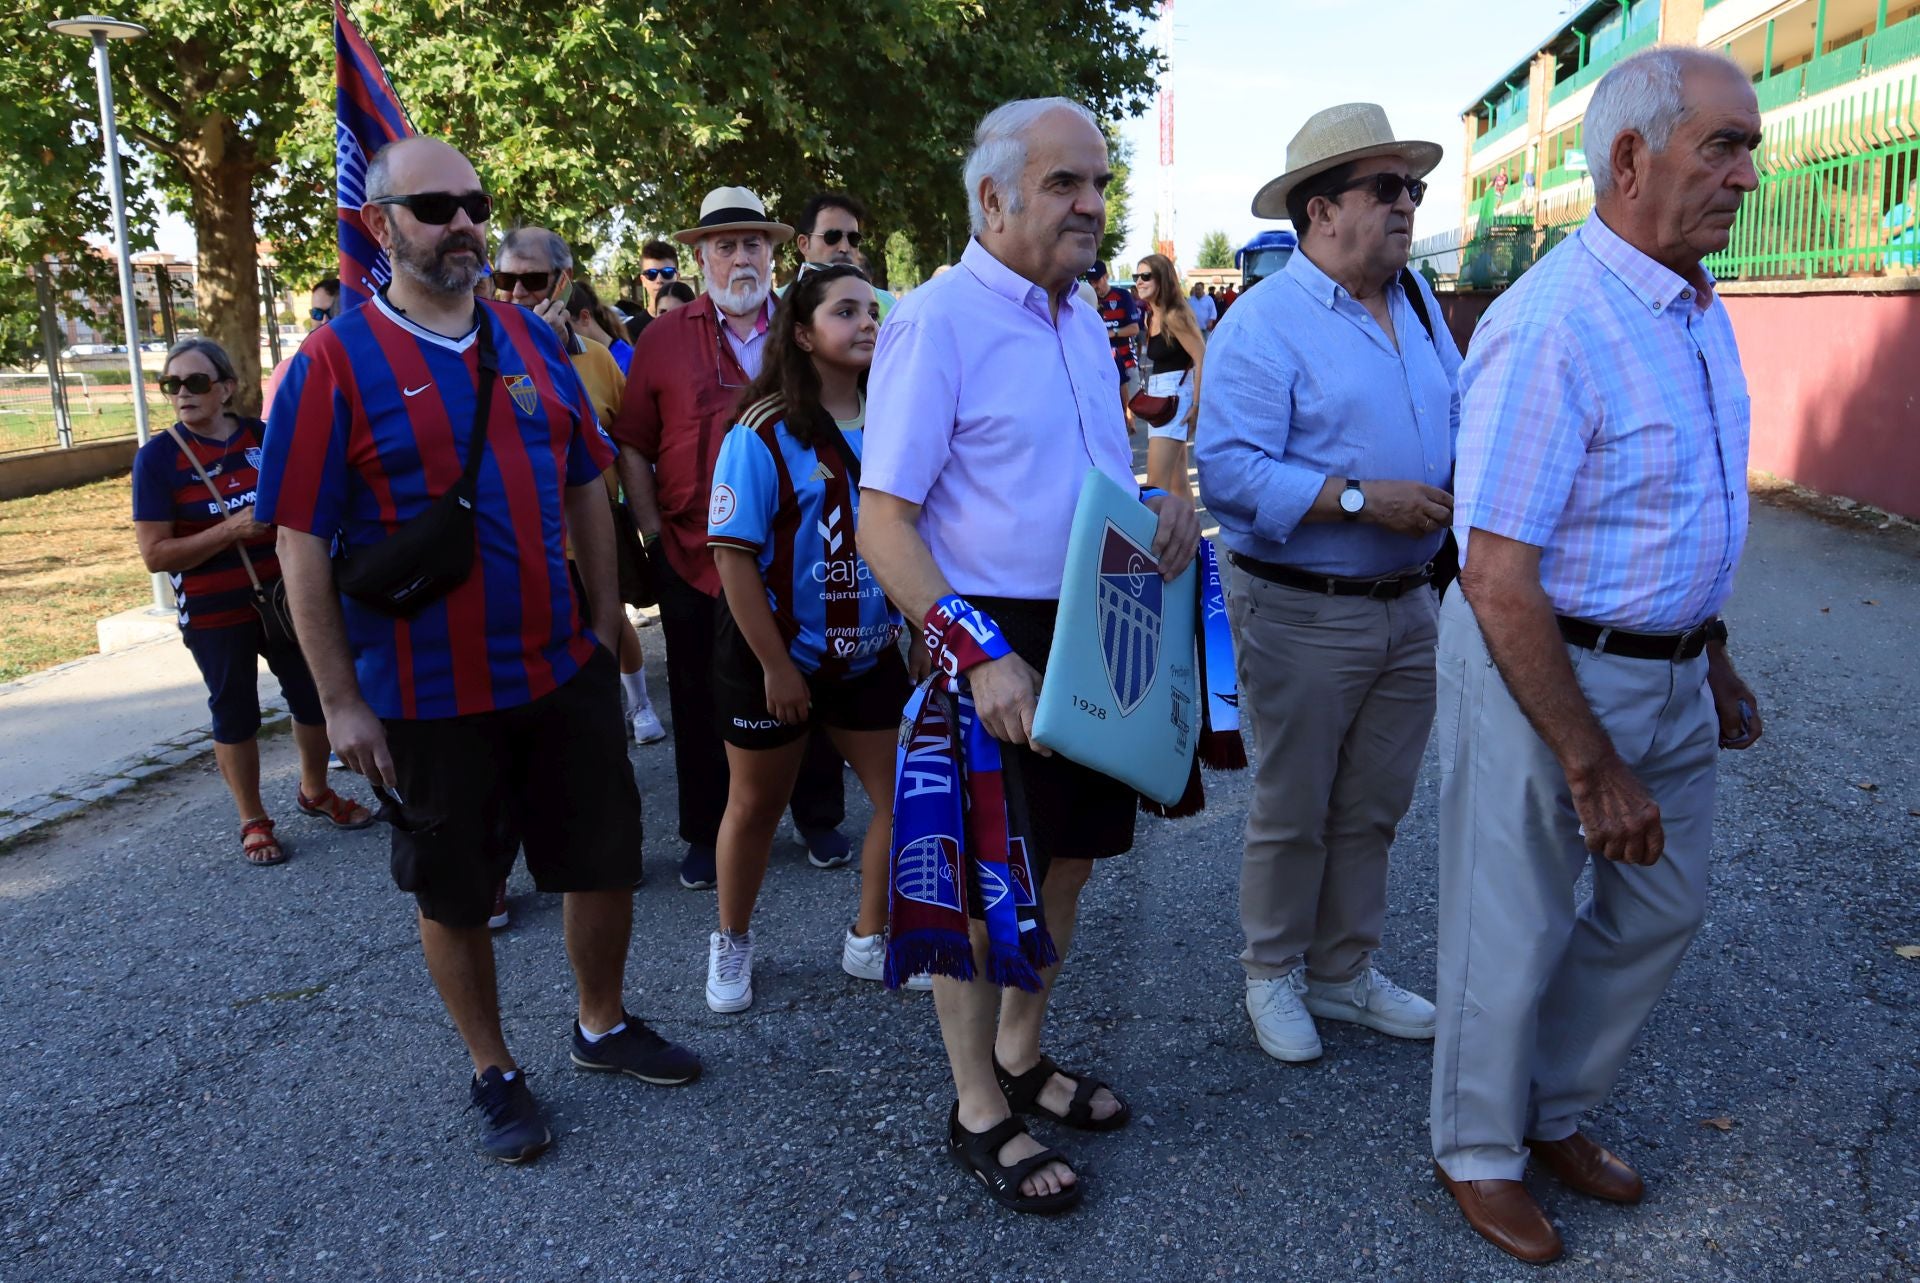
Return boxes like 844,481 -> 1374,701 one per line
180,619 -> 324,744
971,595 -> 1137,882
382,646 -> 642,927
712,607 -> 912,750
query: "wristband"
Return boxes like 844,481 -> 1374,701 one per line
1139,486 -> 1168,503
922,594 -> 1013,678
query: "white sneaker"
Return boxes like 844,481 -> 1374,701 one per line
632,705 -> 667,744
1246,970 -> 1322,1062
706,931 -> 754,1013
840,929 -> 933,989
1304,966 -> 1436,1040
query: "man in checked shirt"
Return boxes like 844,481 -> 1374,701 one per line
1428,48 -> 1767,1265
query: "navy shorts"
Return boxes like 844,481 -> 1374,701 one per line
712,604 -> 912,750
380,646 -> 643,928
180,620 -> 325,744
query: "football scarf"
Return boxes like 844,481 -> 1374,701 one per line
1140,536 -> 1245,818
885,597 -> 1056,991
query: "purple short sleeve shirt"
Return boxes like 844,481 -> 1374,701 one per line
862,239 -> 1135,600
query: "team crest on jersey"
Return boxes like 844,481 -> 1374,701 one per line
504,373 -> 539,415
1095,520 -> 1162,717
710,484 -> 737,527
244,447 -> 263,471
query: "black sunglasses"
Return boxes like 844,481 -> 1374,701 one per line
1329,173 -> 1428,208
370,190 -> 494,225
159,373 -> 219,395
369,785 -> 443,836
815,228 -> 862,248
492,270 -> 554,295
642,266 -> 678,280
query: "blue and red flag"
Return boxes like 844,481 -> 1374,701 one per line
334,1 -> 414,310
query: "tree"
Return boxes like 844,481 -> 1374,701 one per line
1099,127 -> 1134,265
1197,229 -> 1234,270
2,2 -> 1159,413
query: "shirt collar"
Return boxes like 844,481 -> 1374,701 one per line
711,292 -> 773,340
961,238 -> 1078,322
1284,247 -> 1347,309
1580,214 -> 1716,315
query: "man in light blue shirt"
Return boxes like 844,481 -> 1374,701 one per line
1195,103 -> 1457,1070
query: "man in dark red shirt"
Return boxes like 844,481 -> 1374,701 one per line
612,186 -> 850,891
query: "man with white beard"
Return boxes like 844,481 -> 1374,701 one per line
611,186 -> 851,891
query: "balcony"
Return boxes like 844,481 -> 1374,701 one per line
1539,164 -> 1589,190
1755,67 -> 1806,110
1549,22 -> 1661,107
1472,109 -> 1528,156
1755,14 -> 1920,110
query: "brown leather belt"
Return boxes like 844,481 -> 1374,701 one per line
1556,616 -> 1714,661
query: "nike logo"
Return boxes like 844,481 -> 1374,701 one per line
403,383 -> 431,397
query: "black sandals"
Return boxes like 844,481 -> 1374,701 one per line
947,1104 -> 1083,1214
995,1054 -> 1132,1132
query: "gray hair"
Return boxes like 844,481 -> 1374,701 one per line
499,226 -> 574,272
163,337 -> 237,384
963,97 -> 1100,235
1586,46 -> 1743,197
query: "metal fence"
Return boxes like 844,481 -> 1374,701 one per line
0,369 -> 162,457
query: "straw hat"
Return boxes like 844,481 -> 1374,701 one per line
1251,103 -> 1443,220
673,186 -> 794,246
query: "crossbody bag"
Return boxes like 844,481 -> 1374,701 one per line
1398,268 -> 1461,599
162,422 -> 298,648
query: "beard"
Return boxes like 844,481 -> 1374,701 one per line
390,225 -> 486,296
706,266 -> 770,317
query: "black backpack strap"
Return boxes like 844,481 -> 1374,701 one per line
1399,267 -> 1437,346
459,308 -> 499,496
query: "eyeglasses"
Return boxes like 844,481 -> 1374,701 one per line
796,261 -> 870,282
815,228 -> 862,248
370,190 -> 494,225
1329,173 -> 1428,208
642,266 -> 678,280
492,270 -> 554,295
159,373 -> 218,395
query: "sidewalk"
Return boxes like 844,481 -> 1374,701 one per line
0,634 -> 287,843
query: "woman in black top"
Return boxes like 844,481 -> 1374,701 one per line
1133,253 -> 1207,501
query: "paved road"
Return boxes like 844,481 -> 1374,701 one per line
2,497 -> 1917,1283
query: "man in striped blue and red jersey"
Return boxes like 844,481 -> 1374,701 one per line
255,135 -> 700,1165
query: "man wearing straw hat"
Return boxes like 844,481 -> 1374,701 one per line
1195,103 -> 1459,1068
611,186 -> 852,893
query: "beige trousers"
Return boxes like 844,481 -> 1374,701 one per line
1227,562 -> 1438,983
1429,590 -> 1718,1181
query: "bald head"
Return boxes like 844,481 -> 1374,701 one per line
362,136 -> 490,300
364,136 -> 479,204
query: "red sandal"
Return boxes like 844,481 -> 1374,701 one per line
296,787 -> 374,830
241,817 -> 286,866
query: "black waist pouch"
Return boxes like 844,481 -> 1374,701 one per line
334,313 -> 498,618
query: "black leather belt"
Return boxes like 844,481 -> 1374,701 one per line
1230,552 -> 1432,600
1556,616 -> 1714,661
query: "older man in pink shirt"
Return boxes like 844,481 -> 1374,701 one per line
861,96 -> 1200,1214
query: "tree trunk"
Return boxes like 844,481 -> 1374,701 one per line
187,154 -> 264,417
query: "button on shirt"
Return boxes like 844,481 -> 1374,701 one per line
1195,249 -> 1461,578
863,239 -> 1135,600
1454,215 -> 1750,633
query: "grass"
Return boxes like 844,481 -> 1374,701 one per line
0,406 -> 143,453
0,473 -> 155,682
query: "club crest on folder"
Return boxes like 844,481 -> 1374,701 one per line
1096,521 -> 1162,717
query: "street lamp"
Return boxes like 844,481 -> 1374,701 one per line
50,14 -> 168,613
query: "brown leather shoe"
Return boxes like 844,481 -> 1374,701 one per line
1435,1162 -> 1563,1265
1527,1132 -> 1645,1204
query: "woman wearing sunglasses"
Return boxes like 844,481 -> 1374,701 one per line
1133,253 -> 1208,502
700,264 -> 920,1013
131,339 -> 371,865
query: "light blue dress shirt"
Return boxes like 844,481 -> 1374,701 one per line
1195,248 -> 1461,578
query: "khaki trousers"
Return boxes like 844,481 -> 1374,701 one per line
1429,590 -> 1718,1181
1227,562 -> 1438,983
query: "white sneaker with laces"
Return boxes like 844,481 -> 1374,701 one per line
1303,966 -> 1436,1039
706,930 -> 754,1013
1246,969 -> 1322,1063
840,929 -> 933,989
632,705 -> 667,744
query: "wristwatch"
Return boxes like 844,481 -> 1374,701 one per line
1339,478 -> 1366,521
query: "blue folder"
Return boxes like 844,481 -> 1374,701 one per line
1031,469 -> 1197,805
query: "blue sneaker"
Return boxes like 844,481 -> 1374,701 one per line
678,843 -> 717,889
468,1067 -> 551,1164
569,1012 -> 702,1085
799,825 -> 853,869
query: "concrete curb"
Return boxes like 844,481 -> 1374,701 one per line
0,700 -> 291,851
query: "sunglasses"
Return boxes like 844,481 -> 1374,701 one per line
1330,172 -> 1428,207
369,785 -> 443,836
370,190 -> 494,225
492,270 -> 555,295
814,228 -> 862,248
159,373 -> 220,395
642,266 -> 678,280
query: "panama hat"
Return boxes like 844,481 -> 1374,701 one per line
1251,103 -> 1443,220
673,186 -> 794,246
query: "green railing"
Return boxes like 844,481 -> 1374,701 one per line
1867,14 -> 1920,72
1473,105 -> 1528,155
1549,21 -> 1660,107
1539,164 -> 1588,190
1755,67 -> 1806,111
1708,77 -> 1920,279
1803,40 -> 1866,96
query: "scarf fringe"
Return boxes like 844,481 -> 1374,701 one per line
1200,729 -> 1248,771
885,929 -> 976,989
1024,921 -> 1059,971
986,939 -> 1045,993
1140,755 -> 1206,819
